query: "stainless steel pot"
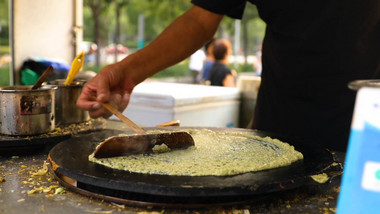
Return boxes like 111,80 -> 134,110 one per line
0,85 -> 57,135
49,80 -> 89,126
348,79 -> 380,91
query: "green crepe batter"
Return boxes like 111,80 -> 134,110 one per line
89,129 -> 304,176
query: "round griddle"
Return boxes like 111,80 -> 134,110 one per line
48,127 -> 336,207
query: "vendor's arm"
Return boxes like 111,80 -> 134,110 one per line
77,5 -> 224,118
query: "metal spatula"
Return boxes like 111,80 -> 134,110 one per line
91,98 -> 194,158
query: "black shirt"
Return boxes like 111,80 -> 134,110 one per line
208,62 -> 232,86
192,0 -> 380,151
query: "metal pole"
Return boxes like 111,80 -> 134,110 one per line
137,14 -> 144,50
73,0 -> 83,57
234,19 -> 241,68
9,0 -> 14,85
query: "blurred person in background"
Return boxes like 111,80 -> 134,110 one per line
77,1 -> 380,152
200,38 -> 215,84
188,48 -> 206,83
207,38 -> 236,87
83,43 -> 98,66
254,43 -> 262,76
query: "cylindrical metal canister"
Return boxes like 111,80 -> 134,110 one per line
348,79 -> 380,91
49,80 -> 89,126
0,85 -> 56,135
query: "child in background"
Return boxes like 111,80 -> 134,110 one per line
207,38 -> 236,87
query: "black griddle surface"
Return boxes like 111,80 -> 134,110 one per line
0,119 -> 106,155
49,127 -> 335,200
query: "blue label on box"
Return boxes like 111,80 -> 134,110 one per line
337,88 -> 380,214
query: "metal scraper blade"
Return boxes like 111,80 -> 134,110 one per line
93,131 -> 195,158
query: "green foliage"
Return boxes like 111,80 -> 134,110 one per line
0,0 -> 8,23
152,61 -> 189,79
0,26 -> 9,45
83,65 -> 103,74
0,45 -> 10,55
132,0 -> 192,38
0,65 -> 10,86
0,0 -> 10,46
83,0 -> 266,55
243,3 -> 266,52
151,61 -> 257,80
83,5 -> 96,42
82,60 -> 190,79
235,63 -> 256,73
226,63 -> 256,75
83,1 -> 266,51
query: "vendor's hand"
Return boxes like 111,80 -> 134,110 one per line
76,62 -> 136,119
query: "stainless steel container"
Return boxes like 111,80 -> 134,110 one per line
348,79 -> 380,91
0,85 -> 56,135
50,80 -> 89,126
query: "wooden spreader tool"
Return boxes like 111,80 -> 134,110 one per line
31,65 -> 54,90
91,97 -> 195,158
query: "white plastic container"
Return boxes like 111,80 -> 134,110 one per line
111,82 -> 241,127
236,75 -> 261,128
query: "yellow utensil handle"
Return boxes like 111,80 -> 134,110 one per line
156,120 -> 180,127
64,52 -> 85,85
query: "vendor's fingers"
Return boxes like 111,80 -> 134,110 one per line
121,93 -> 131,110
76,90 -> 97,109
108,93 -> 125,112
76,82 -> 99,110
88,107 -> 112,119
95,75 -> 111,103
76,94 -> 96,110
90,102 -> 102,111
88,93 -> 124,119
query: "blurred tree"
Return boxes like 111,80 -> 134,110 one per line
85,0 -> 110,66
109,0 -> 129,63
0,0 -> 9,47
82,0 -> 265,67
242,3 -> 264,64
130,0 -> 192,42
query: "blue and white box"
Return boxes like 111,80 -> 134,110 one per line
337,87 -> 380,214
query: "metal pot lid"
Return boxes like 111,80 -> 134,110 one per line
0,85 -> 57,92
48,127 -> 336,198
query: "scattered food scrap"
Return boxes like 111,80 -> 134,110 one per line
31,161 -> 49,176
84,210 -> 114,214
27,185 -> 65,195
311,173 -> 330,184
